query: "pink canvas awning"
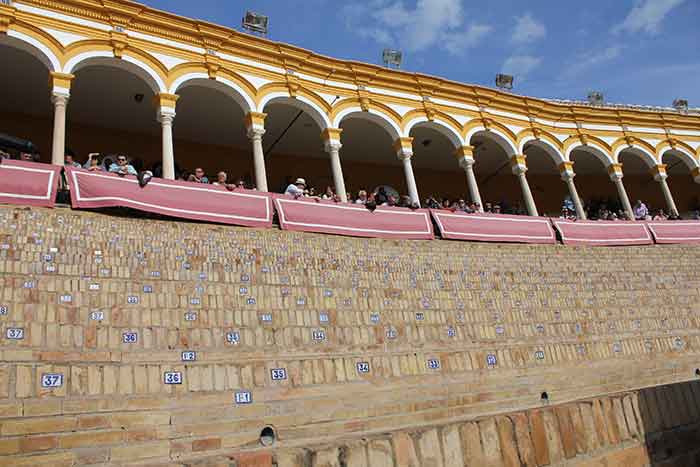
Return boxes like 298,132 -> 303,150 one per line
0,159 -> 61,207
66,168 -> 273,228
274,196 -> 434,240
430,210 -> 557,244
646,221 -> 700,244
552,219 -> 653,246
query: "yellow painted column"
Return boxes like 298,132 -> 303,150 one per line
608,163 -> 634,220
245,112 -> 268,192
651,164 -> 678,216
511,155 -> 538,216
394,137 -> 420,206
154,93 -> 179,180
559,162 -> 586,219
321,128 -> 347,202
49,72 -> 74,166
455,146 -> 483,211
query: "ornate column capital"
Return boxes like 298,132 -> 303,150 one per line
321,128 -> 343,153
394,137 -> 414,160
245,111 -> 267,132
650,164 -> 668,182
692,167 -> 700,184
607,163 -> 624,181
454,145 -> 475,160
154,93 -> 179,123
510,154 -> 527,175
559,161 -> 575,180
49,72 -> 74,99
247,127 -> 265,140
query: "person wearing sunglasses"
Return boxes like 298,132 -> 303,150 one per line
108,155 -> 137,176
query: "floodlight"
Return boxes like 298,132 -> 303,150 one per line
382,49 -> 402,68
587,91 -> 604,105
495,74 -> 514,90
242,11 -> 268,35
673,99 -> 688,112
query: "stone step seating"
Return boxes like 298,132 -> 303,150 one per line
2,206 -> 700,465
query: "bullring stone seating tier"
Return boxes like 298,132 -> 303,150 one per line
0,206 -> 699,466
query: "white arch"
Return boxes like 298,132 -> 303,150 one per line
466,126 -> 517,157
170,73 -> 254,113
520,136 -> 566,165
566,142 -> 614,167
615,145 -> 658,168
3,31 -> 60,71
404,117 -> 464,147
334,105 -> 402,141
64,51 -> 166,94
259,92 -> 331,130
659,146 -> 700,171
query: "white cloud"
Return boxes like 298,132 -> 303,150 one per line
613,0 -> 686,34
562,45 -> 624,79
342,0 -> 491,56
511,13 -> 546,44
443,24 -> 493,56
501,55 -> 543,78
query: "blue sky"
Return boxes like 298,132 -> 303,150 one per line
141,0 -> 699,107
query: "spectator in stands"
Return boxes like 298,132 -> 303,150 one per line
493,204 -> 502,215
212,171 -> 228,186
285,178 -> 306,198
652,209 -> 667,221
64,154 -> 82,168
235,179 -> 247,190
633,200 -> 648,220
321,186 -> 336,200
84,153 -> 103,172
375,187 -> 388,205
484,202 -> 492,213
188,168 -> 209,184
355,190 -> 368,205
20,152 -> 40,162
109,155 -> 137,176
424,195 -> 440,209
0,149 -> 9,160
398,195 -> 413,208
441,199 -> 451,210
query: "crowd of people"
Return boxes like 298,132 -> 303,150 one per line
3,139 -> 700,221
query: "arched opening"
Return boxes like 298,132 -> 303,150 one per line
171,80 -> 250,184
569,147 -> 618,219
66,59 -> 160,171
617,148 -> 664,217
469,130 -> 526,214
262,96 -> 329,194
338,112 -> 406,202
522,141 -> 568,216
662,150 -> 699,214
408,122 -> 465,206
0,38 -> 53,160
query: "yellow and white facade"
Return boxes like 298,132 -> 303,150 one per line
1,0 -> 700,215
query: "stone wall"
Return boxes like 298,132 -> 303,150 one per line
1,205 -> 700,465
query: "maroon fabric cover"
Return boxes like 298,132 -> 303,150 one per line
646,221 -> 700,244
0,159 -> 61,207
430,210 -> 556,244
552,219 -> 653,246
274,196 -> 434,240
66,167 -> 273,228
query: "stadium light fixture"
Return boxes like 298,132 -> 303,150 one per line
587,91 -> 604,106
382,49 -> 402,69
495,74 -> 514,90
673,99 -> 689,112
242,11 -> 269,35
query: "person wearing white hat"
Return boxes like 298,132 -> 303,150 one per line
285,177 -> 306,198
